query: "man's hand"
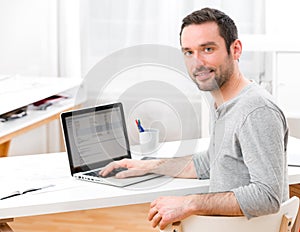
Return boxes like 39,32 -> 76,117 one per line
99,155 -> 197,179
148,195 -> 194,230
148,192 -> 243,230
99,159 -> 156,178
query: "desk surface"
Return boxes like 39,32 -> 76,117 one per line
0,139 -> 300,220
0,152 -> 209,219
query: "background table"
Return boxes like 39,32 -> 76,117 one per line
0,76 -> 84,157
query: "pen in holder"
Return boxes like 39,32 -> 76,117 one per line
135,119 -> 159,156
135,119 -> 144,132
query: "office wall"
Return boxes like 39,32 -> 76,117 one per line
0,0 -> 58,155
80,0 -> 264,76
0,0 -> 58,76
265,0 -> 300,129
265,0 -> 300,37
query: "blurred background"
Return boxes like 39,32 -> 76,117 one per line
1,0 -> 299,155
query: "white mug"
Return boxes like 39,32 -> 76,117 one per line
139,128 -> 159,156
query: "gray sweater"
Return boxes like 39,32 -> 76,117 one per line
193,82 -> 289,219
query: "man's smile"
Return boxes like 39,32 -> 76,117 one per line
193,69 -> 214,81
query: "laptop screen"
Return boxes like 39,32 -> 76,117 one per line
61,103 -> 131,174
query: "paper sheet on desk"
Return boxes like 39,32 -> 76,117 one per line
0,178 -> 83,200
30,179 -> 87,195
0,153 -> 74,199
0,180 -> 55,199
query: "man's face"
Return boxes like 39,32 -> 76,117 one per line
181,22 -> 235,91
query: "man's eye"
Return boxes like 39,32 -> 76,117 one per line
204,47 -> 214,53
183,51 -> 193,56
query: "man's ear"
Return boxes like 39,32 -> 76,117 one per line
231,39 -> 242,60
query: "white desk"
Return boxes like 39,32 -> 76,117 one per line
0,152 -> 209,219
0,76 -> 84,157
0,139 -> 300,230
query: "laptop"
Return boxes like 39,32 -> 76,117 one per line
60,102 -> 161,187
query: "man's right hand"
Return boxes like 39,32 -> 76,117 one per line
99,155 -> 197,179
99,159 -> 158,178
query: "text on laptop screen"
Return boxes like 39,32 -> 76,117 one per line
64,107 -> 128,168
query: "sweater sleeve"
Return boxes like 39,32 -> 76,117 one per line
193,149 -> 210,179
232,106 -> 288,219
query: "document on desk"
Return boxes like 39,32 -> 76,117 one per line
0,181 -> 56,200
0,184 -> 55,200
0,153 -> 86,201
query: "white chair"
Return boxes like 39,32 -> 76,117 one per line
161,196 -> 299,232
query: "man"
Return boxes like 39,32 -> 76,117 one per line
100,8 -> 289,230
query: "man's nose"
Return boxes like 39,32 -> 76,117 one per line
191,52 -> 205,67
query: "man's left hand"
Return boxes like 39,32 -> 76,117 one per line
148,195 -> 194,230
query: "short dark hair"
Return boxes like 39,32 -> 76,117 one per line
179,8 -> 238,54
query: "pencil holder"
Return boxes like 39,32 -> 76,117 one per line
139,128 -> 159,156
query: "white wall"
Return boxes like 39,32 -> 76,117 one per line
0,0 -> 58,76
80,0 -> 265,76
0,0 -> 58,155
265,0 -> 300,38
264,0 -> 300,134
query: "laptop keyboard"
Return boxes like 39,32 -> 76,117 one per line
85,167 -> 128,178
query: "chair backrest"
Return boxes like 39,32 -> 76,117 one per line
161,196 -> 299,232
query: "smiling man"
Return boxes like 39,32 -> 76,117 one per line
100,8 -> 289,230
